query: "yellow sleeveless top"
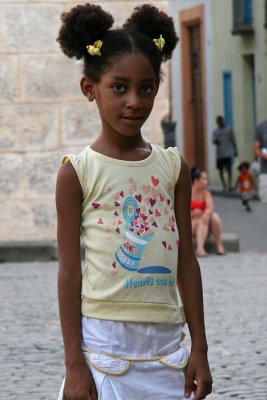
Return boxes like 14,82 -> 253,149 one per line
62,144 -> 185,324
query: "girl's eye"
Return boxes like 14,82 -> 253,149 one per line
113,84 -> 125,92
142,86 -> 153,93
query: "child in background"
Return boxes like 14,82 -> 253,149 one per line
235,161 -> 255,211
56,3 -> 212,400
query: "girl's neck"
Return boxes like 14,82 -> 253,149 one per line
90,132 -> 152,161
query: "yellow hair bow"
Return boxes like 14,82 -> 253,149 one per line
153,34 -> 165,52
86,40 -> 103,56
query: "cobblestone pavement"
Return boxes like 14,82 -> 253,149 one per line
0,252 -> 266,399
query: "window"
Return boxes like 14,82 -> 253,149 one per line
232,0 -> 254,35
223,71 -> 233,127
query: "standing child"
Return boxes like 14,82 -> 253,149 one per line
235,161 -> 255,211
56,4 -> 212,400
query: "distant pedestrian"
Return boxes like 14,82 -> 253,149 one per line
161,113 -> 176,148
253,120 -> 267,203
212,115 -> 238,192
253,120 -> 267,173
234,162 -> 255,212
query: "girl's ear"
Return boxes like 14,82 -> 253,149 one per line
80,76 -> 96,102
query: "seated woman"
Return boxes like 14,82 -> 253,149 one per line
191,167 -> 226,257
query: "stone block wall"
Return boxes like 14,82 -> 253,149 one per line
0,0 -> 170,242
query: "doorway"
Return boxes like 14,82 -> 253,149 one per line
180,5 -> 207,170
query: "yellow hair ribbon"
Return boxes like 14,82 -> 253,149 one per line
86,40 -> 103,56
153,34 -> 165,52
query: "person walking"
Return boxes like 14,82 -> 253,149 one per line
56,3 -> 212,400
234,162 -> 255,211
212,115 -> 238,192
253,120 -> 267,202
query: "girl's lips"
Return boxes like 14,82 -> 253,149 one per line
121,116 -> 142,120
121,116 -> 143,125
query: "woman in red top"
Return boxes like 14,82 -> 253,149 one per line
191,167 -> 225,257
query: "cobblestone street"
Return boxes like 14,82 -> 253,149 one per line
0,252 -> 266,399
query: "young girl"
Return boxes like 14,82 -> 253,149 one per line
56,4 -> 212,400
235,161 -> 255,211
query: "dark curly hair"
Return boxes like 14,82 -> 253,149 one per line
57,3 -> 178,83
191,166 -> 202,183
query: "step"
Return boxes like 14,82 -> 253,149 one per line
0,233 -> 240,263
194,232 -> 240,254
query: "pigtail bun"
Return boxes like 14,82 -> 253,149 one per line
124,4 -> 178,61
57,4 -> 114,60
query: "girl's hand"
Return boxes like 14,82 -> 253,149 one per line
184,350 -> 213,400
63,364 -> 97,400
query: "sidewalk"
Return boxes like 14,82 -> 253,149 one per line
212,193 -> 266,253
1,193 -> 265,262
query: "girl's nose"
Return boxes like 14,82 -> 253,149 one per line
126,91 -> 143,109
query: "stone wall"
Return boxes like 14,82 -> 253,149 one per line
0,0 -> 169,242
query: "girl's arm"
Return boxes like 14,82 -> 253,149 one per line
174,157 -> 212,400
56,162 -> 97,400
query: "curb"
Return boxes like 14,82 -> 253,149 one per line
0,233 -> 239,263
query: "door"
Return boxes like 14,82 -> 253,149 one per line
189,23 -> 205,169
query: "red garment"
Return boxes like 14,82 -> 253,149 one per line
239,171 -> 254,193
191,198 -> 206,212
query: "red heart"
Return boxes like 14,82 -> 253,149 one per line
135,194 -> 142,203
151,176 -> 159,186
152,221 -> 158,228
114,202 -> 120,207
160,194 -> 164,202
149,210 -> 153,215
92,202 -> 100,209
113,211 -> 118,216
112,261 -> 116,268
149,198 -> 156,207
97,218 -> 104,224
162,241 -> 167,248
119,191 -> 124,197
168,244 -> 172,251
155,209 -> 161,217
116,227 -> 120,234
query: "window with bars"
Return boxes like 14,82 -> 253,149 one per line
232,0 -> 254,35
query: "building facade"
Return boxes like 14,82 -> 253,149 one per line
0,0 -> 169,242
169,0 -> 267,181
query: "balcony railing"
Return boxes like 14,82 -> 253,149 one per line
232,0 -> 254,35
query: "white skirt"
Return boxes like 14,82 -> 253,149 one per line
58,318 -> 191,400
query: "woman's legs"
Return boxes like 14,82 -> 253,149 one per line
210,213 -> 225,254
194,219 -> 209,257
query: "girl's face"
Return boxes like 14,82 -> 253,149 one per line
82,53 -> 158,140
